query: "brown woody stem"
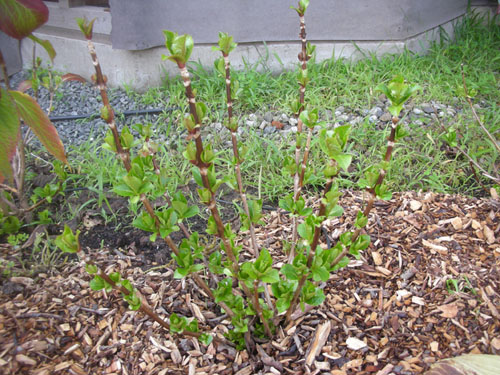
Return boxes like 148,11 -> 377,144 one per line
83,41 -> 224,317
85,40 -> 131,171
81,256 -> 230,345
289,10 -> 310,262
176,62 -> 257,331
222,52 -> 260,258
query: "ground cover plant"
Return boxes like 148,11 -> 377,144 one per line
0,0 -> 70,243
118,10 -> 498,200
55,0 -> 423,354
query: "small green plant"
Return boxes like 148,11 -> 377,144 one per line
58,2 -> 420,353
446,276 -> 477,296
7,232 -> 29,248
440,65 -> 499,193
0,259 -> 15,278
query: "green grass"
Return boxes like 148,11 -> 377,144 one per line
66,11 -> 498,211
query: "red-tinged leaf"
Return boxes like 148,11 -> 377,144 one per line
0,88 -> 21,183
61,73 -> 87,83
17,80 -> 32,93
0,0 -> 48,40
28,34 -> 56,61
9,90 -> 67,165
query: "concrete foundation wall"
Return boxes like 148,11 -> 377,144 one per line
14,0 -> 488,91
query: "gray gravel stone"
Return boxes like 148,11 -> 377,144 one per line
413,108 -> 423,115
263,126 -> 276,135
263,112 -> 273,122
369,107 -> 383,117
380,112 -> 392,122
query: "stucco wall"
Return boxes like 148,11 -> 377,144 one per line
110,0 -> 467,50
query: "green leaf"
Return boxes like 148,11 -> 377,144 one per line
354,211 -> 368,229
54,225 -> 80,253
89,275 -> 105,291
206,215 -> 217,235
85,264 -> 98,275
215,32 -> 237,55
27,34 -> 55,61
9,90 -> 67,165
254,248 -> 272,274
208,251 -> 224,274
120,279 -> 134,294
301,281 -> 325,306
109,272 -> 121,284
1,216 -> 21,234
199,333 -> 213,346
0,88 -> 21,183
332,152 -> 352,172
281,264 -> 299,281
311,266 -> 329,282
162,31 -> 194,65
0,0 -> 48,40
76,17 -> 95,40
261,269 -> 280,284
125,293 -> 141,310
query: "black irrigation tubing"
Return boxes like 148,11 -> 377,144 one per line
49,107 -> 180,122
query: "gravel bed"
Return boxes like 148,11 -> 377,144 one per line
8,71 -> 164,147
6,70 -> 488,150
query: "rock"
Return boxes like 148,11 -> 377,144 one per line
259,120 -> 269,130
246,120 -> 256,127
369,115 -> 378,123
248,113 -> 257,121
336,106 -> 345,113
289,117 -> 298,126
280,113 -> 289,123
290,126 -> 298,133
334,110 -> 342,117
369,106 -> 383,117
263,126 -> 276,135
422,105 -> 434,114
322,109 -> 333,120
263,111 -> 273,122
413,108 -> 423,115
338,114 -> 349,122
380,112 -> 392,122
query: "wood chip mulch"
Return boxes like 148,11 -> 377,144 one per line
0,191 -> 499,375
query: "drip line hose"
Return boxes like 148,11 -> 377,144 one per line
49,107 -> 179,122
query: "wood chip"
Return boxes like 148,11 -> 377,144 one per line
451,217 -> 463,230
422,239 -> 448,254
410,200 -> 422,211
305,321 -> 331,366
346,337 -> 367,350
371,251 -> 383,266
430,341 -> 439,352
491,337 -> 500,351
437,303 -> 458,318
15,354 -> 37,366
483,225 -> 496,244
412,296 -> 425,306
